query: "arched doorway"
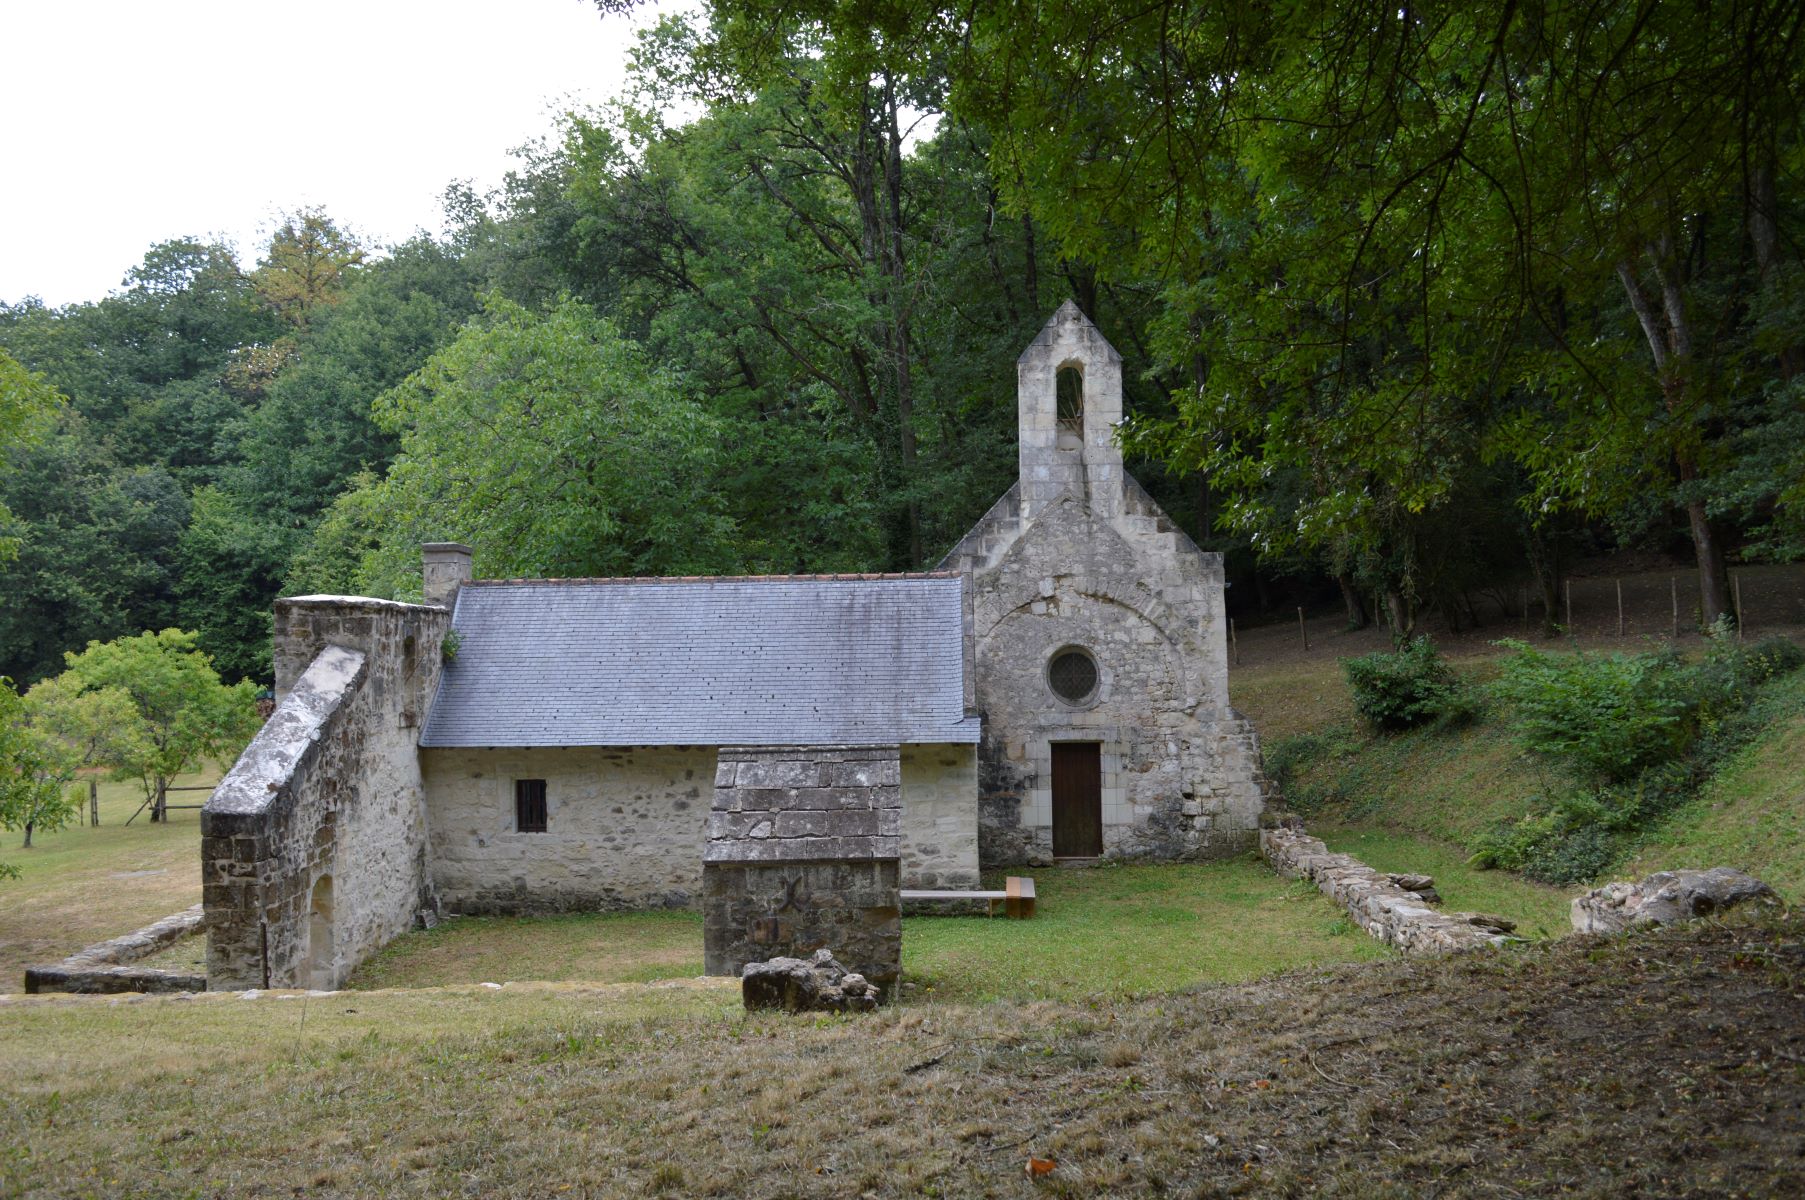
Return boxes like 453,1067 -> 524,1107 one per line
305,875 -> 335,990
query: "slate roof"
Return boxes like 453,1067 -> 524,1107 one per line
418,574 -> 978,748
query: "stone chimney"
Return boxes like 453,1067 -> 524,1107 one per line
421,543 -> 473,610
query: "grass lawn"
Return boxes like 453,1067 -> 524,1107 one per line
348,860 -> 1391,999
0,766 -> 218,990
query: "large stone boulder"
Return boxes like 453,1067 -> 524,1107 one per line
742,948 -> 881,1013
1571,867 -> 1781,935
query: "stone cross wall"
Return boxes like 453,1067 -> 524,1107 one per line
203,596 -> 448,990
702,745 -> 903,995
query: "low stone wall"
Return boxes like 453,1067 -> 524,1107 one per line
23,905 -> 206,994
702,745 -> 903,995
1261,824 -> 1516,954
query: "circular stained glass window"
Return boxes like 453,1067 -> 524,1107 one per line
1048,648 -> 1099,704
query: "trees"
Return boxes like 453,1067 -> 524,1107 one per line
730,1 -> 1804,624
299,295 -> 738,597
0,680 -> 80,861
52,630 -> 259,819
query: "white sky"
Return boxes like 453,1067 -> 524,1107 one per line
1,0 -> 675,308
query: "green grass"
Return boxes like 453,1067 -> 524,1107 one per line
345,861 -> 1392,1000
348,909 -> 705,990
904,859 -> 1391,1001
1628,668 -> 1805,900
1312,824 -> 1577,939
0,765 -> 219,989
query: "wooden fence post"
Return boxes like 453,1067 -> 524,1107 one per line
1733,572 -> 1744,640
1297,607 -> 1309,651
153,779 -> 166,823
1616,579 -> 1624,637
89,780 -> 99,827
1564,579 -> 1573,631
1671,576 -> 1679,638
1230,618 -> 1239,666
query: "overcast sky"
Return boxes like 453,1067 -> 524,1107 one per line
1,1 -> 674,308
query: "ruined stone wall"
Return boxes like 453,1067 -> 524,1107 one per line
23,906 -> 207,994
1262,825 -> 1517,953
421,746 -> 714,913
703,745 -> 902,994
900,743 -> 980,889
203,596 -> 448,990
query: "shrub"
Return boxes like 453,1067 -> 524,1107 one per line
1342,638 -> 1469,730
1261,729 -> 1361,814
1490,640 -> 1698,783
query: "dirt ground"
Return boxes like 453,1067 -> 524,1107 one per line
1229,559 -> 1805,674
2,910 -> 1800,1197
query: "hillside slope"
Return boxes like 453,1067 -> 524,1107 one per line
1630,669 -> 1805,899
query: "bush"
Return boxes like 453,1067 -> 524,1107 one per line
1490,640 -> 1698,783
1261,729 -> 1362,814
1342,638 -> 1469,730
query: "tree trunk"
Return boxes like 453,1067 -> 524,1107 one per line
22,821 -> 32,849
1336,572 -> 1370,630
1384,589 -> 1415,640
1617,252 -> 1733,627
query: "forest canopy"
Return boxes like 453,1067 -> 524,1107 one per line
1,1 -> 1800,687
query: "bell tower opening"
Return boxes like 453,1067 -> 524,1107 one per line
1056,363 -> 1084,449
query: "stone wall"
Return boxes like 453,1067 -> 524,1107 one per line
945,481 -> 1268,866
23,905 -> 207,994
900,743 -> 981,889
702,745 -> 903,995
421,746 -> 714,913
1262,824 -> 1516,954
202,596 -> 448,990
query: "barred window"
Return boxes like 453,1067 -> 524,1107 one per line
1048,648 -> 1099,704
515,779 -> 548,833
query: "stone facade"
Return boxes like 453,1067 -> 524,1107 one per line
942,302 -> 1269,865
900,743 -> 981,889
421,745 -> 714,914
202,596 -> 448,990
702,745 -> 903,995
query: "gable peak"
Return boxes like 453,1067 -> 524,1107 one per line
1016,300 -> 1122,365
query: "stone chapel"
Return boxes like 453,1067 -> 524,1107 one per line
199,303 -> 1269,990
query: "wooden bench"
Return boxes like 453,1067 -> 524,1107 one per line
901,875 -> 1036,919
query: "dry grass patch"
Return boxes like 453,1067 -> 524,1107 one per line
1,912 -> 1800,1197
0,766 -> 219,989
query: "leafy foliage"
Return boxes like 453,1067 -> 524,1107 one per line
1476,634 -> 1805,882
51,630 -> 259,806
1342,638 -> 1469,731
308,295 -> 738,597
1491,641 -> 1701,784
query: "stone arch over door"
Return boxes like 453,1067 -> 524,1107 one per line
305,875 -> 335,990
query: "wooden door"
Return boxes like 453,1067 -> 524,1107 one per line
1051,742 -> 1102,858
